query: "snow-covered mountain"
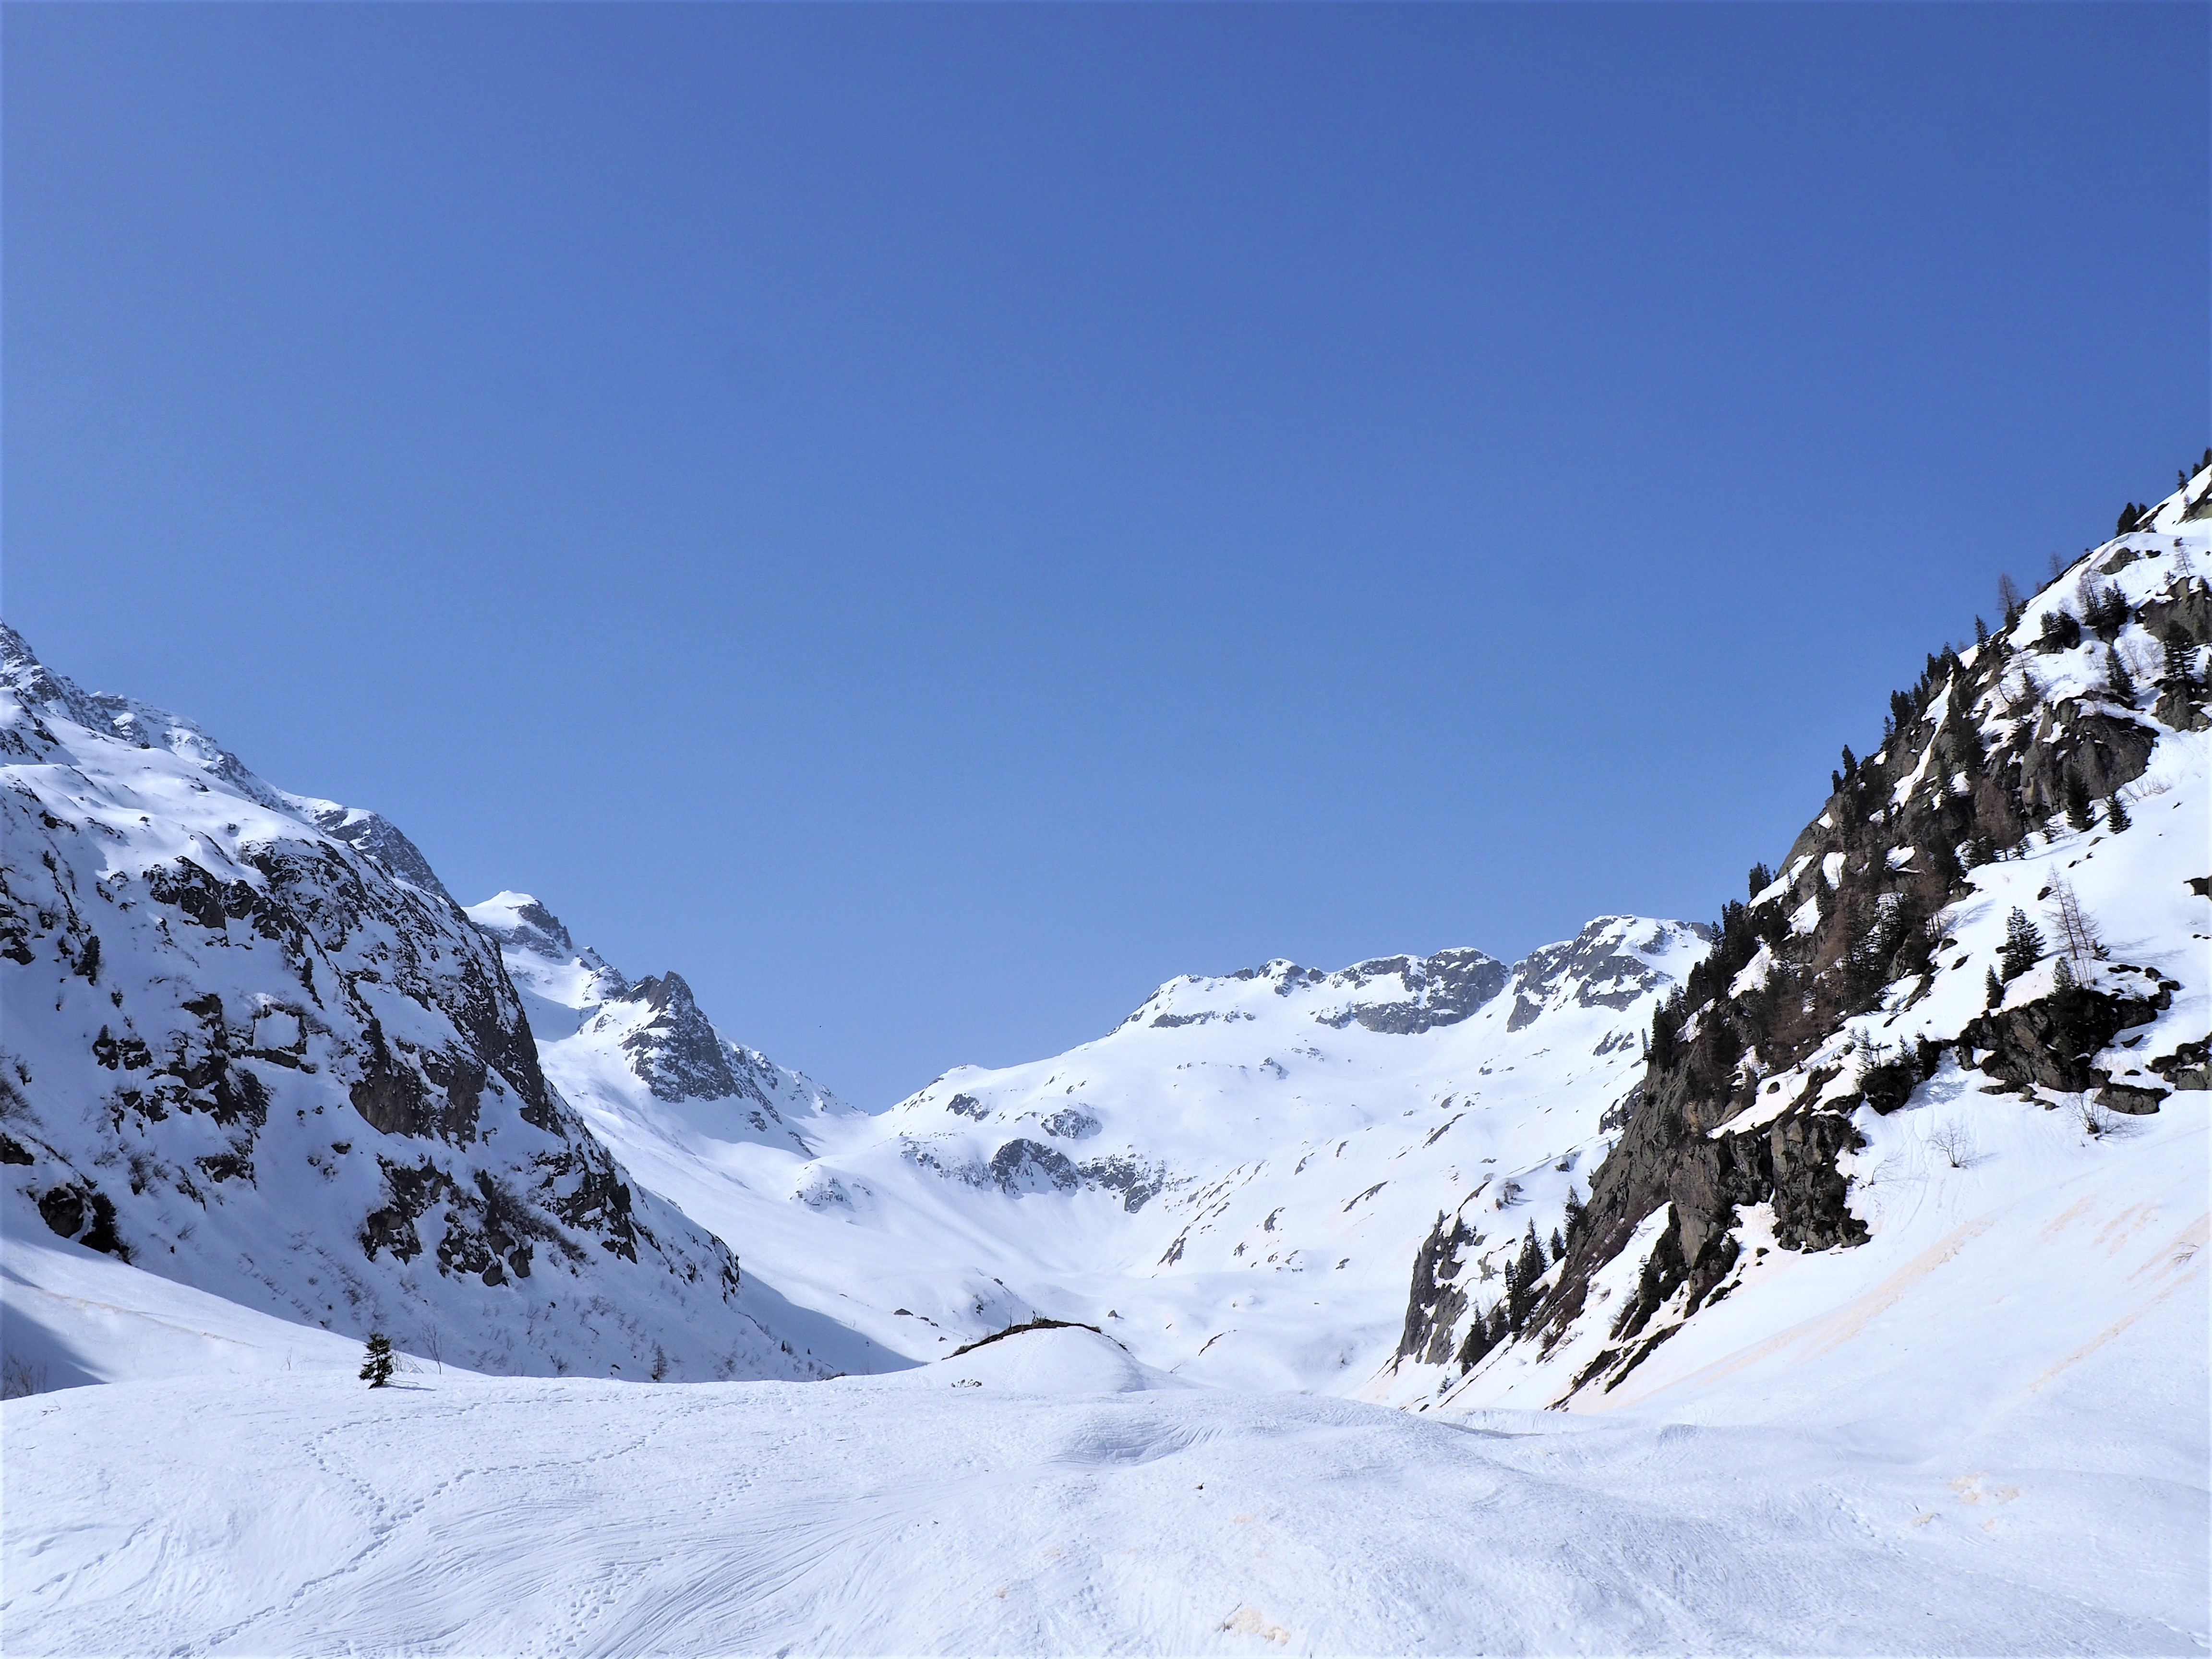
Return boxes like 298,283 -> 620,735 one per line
1375,457 -> 2212,1419
480,894 -> 1707,1390
3,461 -> 2205,1655
0,624 -> 855,1384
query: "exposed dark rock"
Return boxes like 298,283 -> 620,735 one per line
2094,1080 -> 2168,1115
2149,1038 -> 2210,1091
1397,1212 -> 1478,1366
1839,1058 -> 1917,1116
949,1316 -> 1106,1357
37,1182 -> 128,1259
1075,1153 -> 1167,1212
1330,949 -> 1510,1034
1959,980 -> 2170,1095
989,1137 -> 1079,1194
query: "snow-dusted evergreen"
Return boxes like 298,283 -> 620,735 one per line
0,625 -> 830,1383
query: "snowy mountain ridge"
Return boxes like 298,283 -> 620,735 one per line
479,890 -> 1707,1390
0,623 -> 845,1385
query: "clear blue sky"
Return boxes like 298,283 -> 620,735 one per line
6,4 -> 2206,1106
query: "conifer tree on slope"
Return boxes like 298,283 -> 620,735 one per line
1999,907 -> 2044,982
360,1333 -> 396,1389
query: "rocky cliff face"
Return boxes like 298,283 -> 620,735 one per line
1385,460 -> 2212,1408
470,890 -> 854,1158
0,625 -> 828,1382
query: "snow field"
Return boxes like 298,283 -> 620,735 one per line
5,1323 -> 2200,1656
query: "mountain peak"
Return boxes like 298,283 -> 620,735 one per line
466,892 -> 577,960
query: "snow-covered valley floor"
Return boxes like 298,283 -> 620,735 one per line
5,1317 -> 2203,1657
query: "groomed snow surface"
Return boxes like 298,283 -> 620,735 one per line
0,1323 -> 2198,1657
5,1118 -> 2206,1658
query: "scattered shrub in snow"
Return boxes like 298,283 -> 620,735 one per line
1926,1120 -> 1978,1170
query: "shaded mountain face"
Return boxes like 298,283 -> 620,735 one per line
1383,462 -> 2212,1411
0,625 -> 830,1383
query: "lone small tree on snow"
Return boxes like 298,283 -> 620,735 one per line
360,1332 -> 395,1388
1998,908 -> 2044,982
2105,792 -> 2131,833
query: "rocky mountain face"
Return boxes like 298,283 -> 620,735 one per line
1384,461 -> 2212,1410
0,625 -> 830,1382
469,889 -> 855,1161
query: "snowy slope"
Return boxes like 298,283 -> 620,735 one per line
1374,461 -> 2212,1426
5,1320 -> 2201,1655
481,903 -> 1707,1390
0,625 -> 843,1384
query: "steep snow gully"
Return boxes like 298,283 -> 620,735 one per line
3,460 -> 2208,1654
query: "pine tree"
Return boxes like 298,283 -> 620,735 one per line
2164,625 -> 2200,691
2105,793 -> 2130,832
2062,767 -> 2094,832
360,1332 -> 395,1389
1984,967 -> 2003,1009
2086,584 -> 2128,640
1562,1184 -> 1586,1247
1974,614 -> 1989,647
2116,503 -> 2141,537
2105,645 -> 2136,705
1998,907 -> 2044,981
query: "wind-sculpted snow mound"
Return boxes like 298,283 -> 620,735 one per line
915,1322 -> 1190,1395
0,624 -> 829,1384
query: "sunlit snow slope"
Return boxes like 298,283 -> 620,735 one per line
482,905 -> 1708,1390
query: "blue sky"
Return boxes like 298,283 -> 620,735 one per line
6,4 -> 2206,1106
